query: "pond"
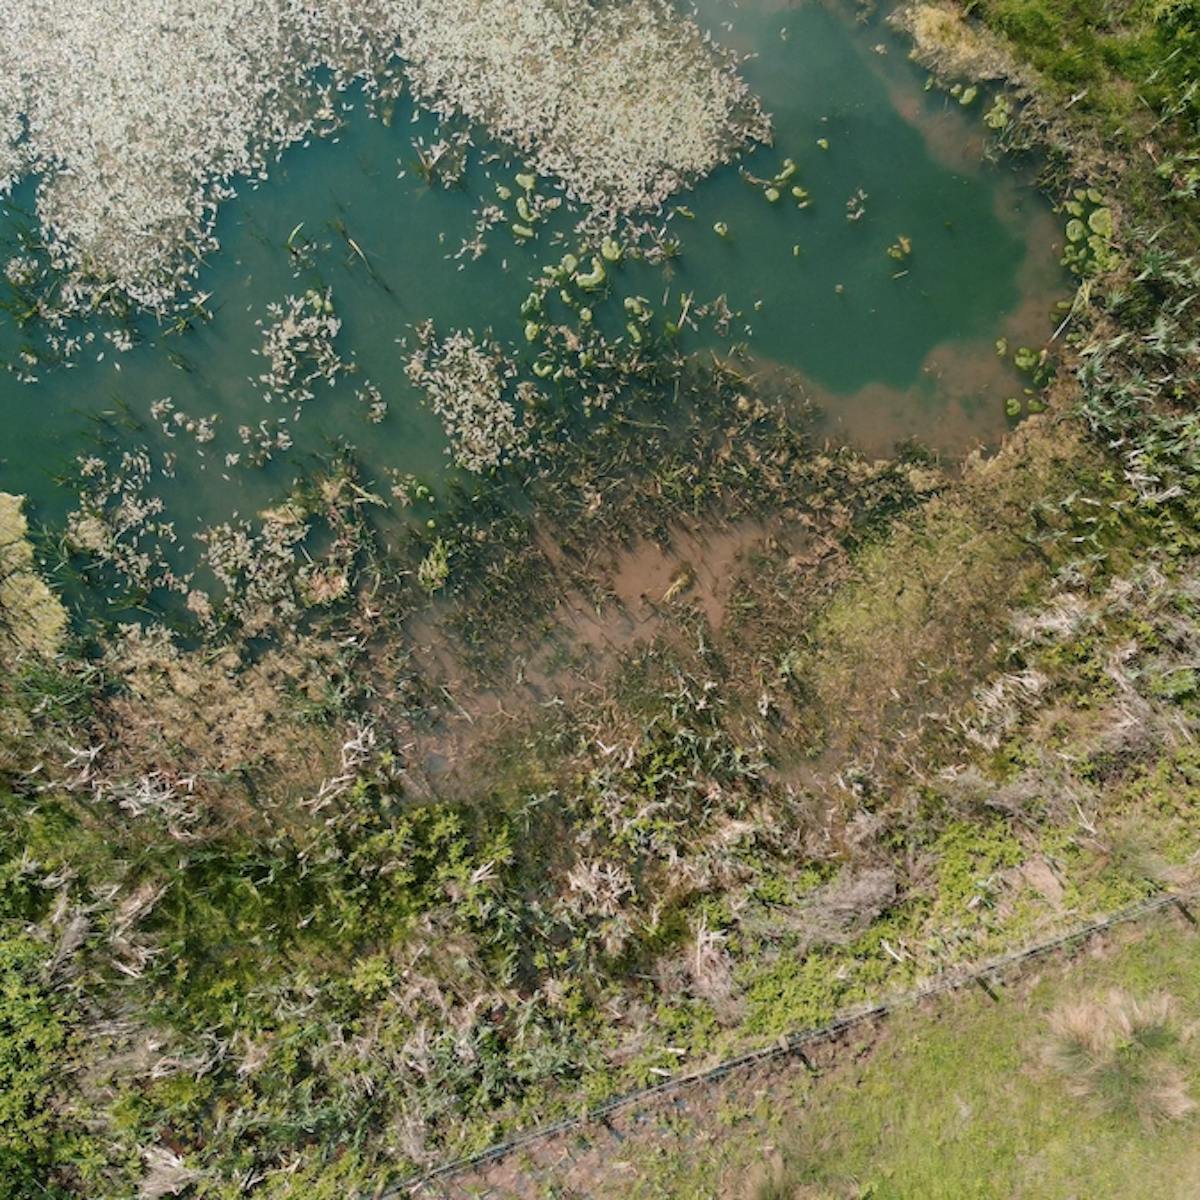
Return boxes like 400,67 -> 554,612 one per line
0,0 -> 1065,589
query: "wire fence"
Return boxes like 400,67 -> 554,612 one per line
387,889 -> 1196,1197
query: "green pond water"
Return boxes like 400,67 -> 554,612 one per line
0,0 -> 1066,574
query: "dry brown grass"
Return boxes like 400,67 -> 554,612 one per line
1,492 -> 69,776
1045,988 -> 1197,1125
0,492 -> 66,662
806,415 -> 1092,763
896,3 -> 1023,81
91,623 -> 343,834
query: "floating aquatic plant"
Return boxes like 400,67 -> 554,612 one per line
846,188 -> 869,222
984,94 -> 1012,129
575,258 -> 608,290
405,322 -> 533,473
1059,190 -> 1119,275
743,155 -> 805,207
0,0 -> 769,321
1088,207 -> 1115,239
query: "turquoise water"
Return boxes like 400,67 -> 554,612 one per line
0,0 -> 1065,553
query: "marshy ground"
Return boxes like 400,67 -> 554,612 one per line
0,0 -> 1198,1197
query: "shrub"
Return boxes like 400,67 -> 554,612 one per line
0,933 -> 71,1197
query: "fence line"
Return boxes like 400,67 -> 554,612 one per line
387,889 -> 1195,1196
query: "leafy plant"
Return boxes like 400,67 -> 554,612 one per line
0,934 -> 72,1196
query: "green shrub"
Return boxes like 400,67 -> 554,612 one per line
0,933 -> 71,1198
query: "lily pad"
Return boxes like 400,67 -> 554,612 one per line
1087,206 -> 1114,239
575,257 -> 606,289
984,96 -> 1011,129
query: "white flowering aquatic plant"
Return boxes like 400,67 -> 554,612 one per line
397,0 -> 770,215
253,288 -> 348,404
0,0 -> 768,319
405,321 -> 533,473
0,1 -> 393,313
65,448 -> 188,598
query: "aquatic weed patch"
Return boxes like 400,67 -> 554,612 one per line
0,0 -> 767,321
405,323 -> 534,474
396,0 -> 770,216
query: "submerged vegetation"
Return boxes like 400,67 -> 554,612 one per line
0,0 -> 1198,1197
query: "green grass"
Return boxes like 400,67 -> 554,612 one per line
0,933 -> 76,1199
978,0 -> 1199,135
771,918 -> 1200,1199
973,0 -> 1200,227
